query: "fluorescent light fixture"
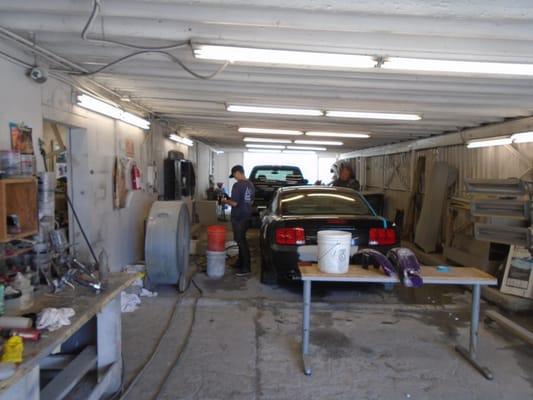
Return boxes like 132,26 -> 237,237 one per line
326,110 -> 421,121
227,105 -> 322,116
384,57 -> 533,76
77,94 -> 151,130
286,146 -> 327,151
243,137 -> 292,143
194,45 -> 376,69
305,131 -> 370,138
511,131 -> 533,144
466,136 -> 512,149
214,150 -> 224,155
294,140 -> 343,146
121,112 -> 151,130
77,94 -> 123,119
245,144 -> 285,149
238,127 -> 303,135
308,193 -> 355,201
169,134 -> 194,147
283,150 -> 316,154
247,149 -> 281,153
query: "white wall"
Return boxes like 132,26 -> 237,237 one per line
0,47 -> 187,271
0,56 -> 44,170
195,141 -> 212,200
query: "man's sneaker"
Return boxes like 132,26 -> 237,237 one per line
235,269 -> 251,277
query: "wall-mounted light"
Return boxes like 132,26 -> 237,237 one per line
121,112 -> 151,130
466,136 -> 512,149
510,131 -> 533,144
77,94 -> 150,130
466,131 -> 533,149
169,134 -> 194,146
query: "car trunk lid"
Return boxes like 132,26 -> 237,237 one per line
277,215 -> 390,246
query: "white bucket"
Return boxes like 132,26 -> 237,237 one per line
206,250 -> 226,279
317,230 -> 352,274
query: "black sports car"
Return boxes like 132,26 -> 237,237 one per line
259,186 -> 399,284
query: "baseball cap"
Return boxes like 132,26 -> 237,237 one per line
229,165 -> 244,178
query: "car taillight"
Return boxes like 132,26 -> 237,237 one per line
275,227 -> 305,245
368,228 -> 397,245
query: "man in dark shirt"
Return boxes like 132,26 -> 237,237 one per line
221,165 -> 255,276
331,163 -> 360,191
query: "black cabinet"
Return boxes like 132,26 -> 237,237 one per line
164,158 -> 196,200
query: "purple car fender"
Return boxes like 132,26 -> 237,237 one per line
387,247 -> 423,288
357,248 -> 397,277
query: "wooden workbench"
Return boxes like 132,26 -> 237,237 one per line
298,263 -> 497,380
0,273 -> 138,400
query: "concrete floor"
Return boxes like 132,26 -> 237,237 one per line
121,229 -> 533,400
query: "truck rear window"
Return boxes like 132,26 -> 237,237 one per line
251,168 -> 302,181
280,191 -> 372,216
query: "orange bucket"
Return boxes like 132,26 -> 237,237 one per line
207,225 -> 226,251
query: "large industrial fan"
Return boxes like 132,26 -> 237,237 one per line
145,201 -> 191,292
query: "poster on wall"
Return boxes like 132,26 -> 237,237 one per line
10,123 -> 34,154
501,245 -> 533,299
124,138 -> 135,158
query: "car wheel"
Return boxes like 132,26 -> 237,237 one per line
260,253 -> 277,285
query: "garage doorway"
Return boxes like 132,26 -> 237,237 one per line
243,151 -> 337,184
41,121 -> 91,261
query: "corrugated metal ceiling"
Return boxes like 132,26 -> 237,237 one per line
1,0 -> 533,151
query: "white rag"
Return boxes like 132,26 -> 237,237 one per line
121,292 -> 141,313
37,308 -> 75,331
123,264 -> 146,274
140,288 -> 158,297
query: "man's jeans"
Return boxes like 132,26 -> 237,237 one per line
232,219 -> 251,271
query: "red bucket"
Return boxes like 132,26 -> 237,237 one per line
207,225 -> 226,251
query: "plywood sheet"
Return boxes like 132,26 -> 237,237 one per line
414,162 -> 457,252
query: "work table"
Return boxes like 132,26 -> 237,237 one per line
0,272 -> 138,400
298,263 -> 497,380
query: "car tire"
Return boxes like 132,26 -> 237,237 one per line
260,253 -> 277,285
